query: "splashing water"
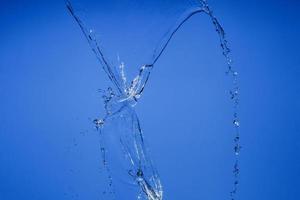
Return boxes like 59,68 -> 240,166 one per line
66,0 -> 241,199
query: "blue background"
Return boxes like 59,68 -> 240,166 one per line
0,0 -> 299,199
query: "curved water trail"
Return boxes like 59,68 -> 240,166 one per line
66,0 -> 241,199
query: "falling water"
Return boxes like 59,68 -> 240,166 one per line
66,0 -> 241,199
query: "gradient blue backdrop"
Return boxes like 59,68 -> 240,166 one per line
0,0 -> 299,200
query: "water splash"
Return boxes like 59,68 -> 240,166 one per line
66,0 -> 241,199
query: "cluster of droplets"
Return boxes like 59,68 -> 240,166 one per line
99,140 -> 116,198
216,21 -> 241,198
92,88 -> 113,130
230,73 -> 241,199
217,19 -> 241,200
92,88 -> 117,198
201,1 -> 241,199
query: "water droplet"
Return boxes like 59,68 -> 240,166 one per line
234,145 -> 242,155
94,118 -> 104,129
137,169 -> 144,177
234,136 -> 240,142
233,119 -> 240,127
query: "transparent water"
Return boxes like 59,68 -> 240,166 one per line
66,0 -> 240,199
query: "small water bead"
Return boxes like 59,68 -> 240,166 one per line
234,89 -> 239,95
134,94 -> 141,99
135,169 -> 145,182
94,118 -> 104,129
230,90 -> 239,99
138,193 -> 143,200
234,99 -> 239,107
233,167 -> 239,175
230,189 -> 237,195
234,137 -> 239,143
234,145 -> 242,155
137,169 -> 144,177
233,119 -> 240,127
